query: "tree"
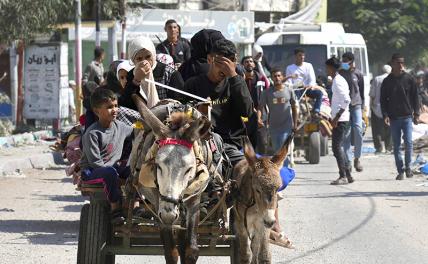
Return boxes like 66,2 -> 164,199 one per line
0,0 -> 75,44
328,0 -> 428,66
0,0 -> 124,45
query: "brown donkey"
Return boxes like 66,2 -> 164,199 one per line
233,134 -> 293,264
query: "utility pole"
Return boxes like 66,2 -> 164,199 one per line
9,41 -> 18,126
75,0 -> 83,119
16,41 -> 24,125
95,0 -> 101,47
241,0 -> 251,56
119,0 -> 127,59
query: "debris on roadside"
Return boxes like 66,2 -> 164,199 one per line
413,134 -> 428,152
409,154 -> 428,175
0,208 -> 14,212
0,130 -> 54,149
2,169 -> 26,178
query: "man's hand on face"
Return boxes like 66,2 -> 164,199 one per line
133,60 -> 152,82
215,56 -> 237,78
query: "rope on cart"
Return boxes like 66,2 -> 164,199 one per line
198,180 -> 231,226
133,185 -> 164,225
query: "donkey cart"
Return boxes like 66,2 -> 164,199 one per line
76,181 -> 239,264
75,93 -> 291,264
293,89 -> 330,165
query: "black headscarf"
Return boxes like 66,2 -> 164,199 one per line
179,29 -> 225,81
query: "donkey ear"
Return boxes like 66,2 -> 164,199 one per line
271,132 -> 294,167
182,116 -> 211,142
243,136 -> 257,167
132,94 -> 168,139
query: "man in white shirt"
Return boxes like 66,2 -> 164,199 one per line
370,65 -> 392,153
286,48 -> 323,115
326,57 -> 353,185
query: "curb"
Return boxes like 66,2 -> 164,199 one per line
0,152 -> 65,175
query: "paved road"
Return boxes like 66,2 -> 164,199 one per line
1,148 -> 428,263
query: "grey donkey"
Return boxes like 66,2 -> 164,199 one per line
131,95 -> 211,264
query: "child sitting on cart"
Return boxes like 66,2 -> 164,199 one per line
80,88 -> 134,225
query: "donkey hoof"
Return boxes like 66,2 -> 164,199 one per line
185,246 -> 199,263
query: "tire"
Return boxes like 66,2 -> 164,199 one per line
80,203 -> 115,264
320,135 -> 329,156
77,204 -> 89,264
308,132 -> 321,164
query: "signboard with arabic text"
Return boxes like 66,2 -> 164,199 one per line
24,43 -> 68,119
68,9 -> 255,44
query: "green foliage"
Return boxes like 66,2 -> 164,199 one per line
0,0 -> 74,44
328,0 -> 428,66
0,0 -> 122,45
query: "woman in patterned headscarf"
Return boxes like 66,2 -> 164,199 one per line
119,36 -> 184,110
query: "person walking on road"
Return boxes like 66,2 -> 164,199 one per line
370,65 -> 392,153
340,52 -> 365,172
326,57 -> 353,185
258,69 -> 298,152
381,53 -> 420,180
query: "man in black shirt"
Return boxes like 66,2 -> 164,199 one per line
380,53 -> 420,180
184,39 -> 253,165
156,19 -> 191,67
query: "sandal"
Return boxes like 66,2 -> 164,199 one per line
269,231 -> 295,249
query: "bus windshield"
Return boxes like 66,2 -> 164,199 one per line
261,44 -> 327,79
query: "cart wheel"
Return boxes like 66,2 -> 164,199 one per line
229,210 -> 240,264
77,204 -> 89,264
308,132 -> 321,164
80,203 -> 115,264
320,135 -> 329,156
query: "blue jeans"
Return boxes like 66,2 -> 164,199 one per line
390,117 -> 413,174
294,89 -> 323,113
270,129 -> 291,153
344,105 -> 363,164
81,164 -> 130,203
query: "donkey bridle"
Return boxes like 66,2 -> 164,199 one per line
155,137 -> 200,206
